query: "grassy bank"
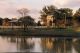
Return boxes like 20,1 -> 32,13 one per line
0,28 -> 79,37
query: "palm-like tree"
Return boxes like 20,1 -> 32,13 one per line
54,8 -> 73,27
40,5 -> 57,15
40,5 -> 57,26
74,8 -> 80,27
40,5 -> 73,27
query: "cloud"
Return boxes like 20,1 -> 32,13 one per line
53,0 -> 80,9
0,0 -> 31,18
0,0 -> 53,19
53,0 -> 69,7
0,0 -> 80,21
53,0 -> 80,13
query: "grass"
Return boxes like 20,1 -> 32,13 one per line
0,27 -> 78,37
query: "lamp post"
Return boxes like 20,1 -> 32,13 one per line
63,13 -> 67,53
64,13 -> 66,28
64,12 -> 70,28
55,10 -> 61,28
63,12 -> 70,53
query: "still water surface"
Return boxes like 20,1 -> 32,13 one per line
0,36 -> 79,53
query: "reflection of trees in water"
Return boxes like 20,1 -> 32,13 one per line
41,38 -> 72,53
54,38 -> 63,53
18,38 -> 29,50
41,38 -> 55,53
6,37 -> 17,43
73,38 -> 80,53
17,37 -> 34,51
7,37 -> 34,51
6,37 -> 76,53
54,38 -> 72,53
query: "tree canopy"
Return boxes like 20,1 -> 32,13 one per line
40,5 -> 57,19
74,8 -> 80,22
18,16 -> 35,26
40,5 -> 74,26
17,8 -> 29,17
40,5 -> 73,20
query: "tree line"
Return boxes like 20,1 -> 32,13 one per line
0,8 -> 36,26
0,5 -> 80,26
39,5 -> 80,27
0,16 -> 36,26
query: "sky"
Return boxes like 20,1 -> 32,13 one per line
0,0 -> 80,22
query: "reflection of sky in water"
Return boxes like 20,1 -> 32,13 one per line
0,37 -> 79,53
30,38 -> 42,52
72,46 -> 78,53
0,37 -> 43,52
0,37 -> 17,52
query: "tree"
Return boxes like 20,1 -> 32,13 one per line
17,8 -> 29,17
0,17 -> 3,25
17,8 -> 29,25
17,8 -> 29,30
73,8 -> 80,27
40,5 -> 57,17
37,21 -> 41,26
74,8 -> 80,22
40,5 -> 73,27
54,8 -> 72,19
3,18 -> 11,26
40,5 -> 57,25
54,8 -> 73,26
18,16 -> 35,26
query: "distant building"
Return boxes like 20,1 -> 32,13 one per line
9,19 -> 22,26
47,15 -> 53,26
41,15 -> 55,26
2,18 -> 22,26
2,18 -> 11,26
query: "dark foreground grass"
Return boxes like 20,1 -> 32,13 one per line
0,28 -> 79,37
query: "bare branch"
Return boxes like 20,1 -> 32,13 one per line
17,8 -> 29,17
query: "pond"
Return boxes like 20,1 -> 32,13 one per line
0,36 -> 79,53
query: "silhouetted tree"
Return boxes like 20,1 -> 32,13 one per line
17,8 -> 29,17
3,18 -> 11,22
18,16 -> 35,26
17,8 -> 29,25
3,18 -> 11,26
54,8 -> 73,26
17,8 -> 30,30
0,17 -> 3,25
40,5 -> 57,25
73,8 -> 80,27
74,8 -> 80,22
40,5 -> 73,27
37,21 -> 41,26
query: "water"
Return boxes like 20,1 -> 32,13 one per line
0,36 -> 79,53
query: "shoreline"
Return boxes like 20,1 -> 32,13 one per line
0,28 -> 79,37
